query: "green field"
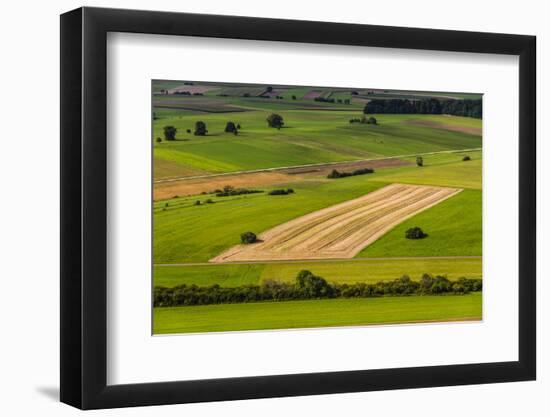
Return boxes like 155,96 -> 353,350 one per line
360,189 -> 482,257
153,293 -> 482,334
152,81 -> 483,334
153,110 -> 481,178
154,257 -> 482,288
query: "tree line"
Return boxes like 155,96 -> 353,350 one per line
364,98 -> 482,118
154,270 -> 482,307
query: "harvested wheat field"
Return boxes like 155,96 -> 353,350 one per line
210,184 -> 462,263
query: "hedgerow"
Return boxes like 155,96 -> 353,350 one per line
153,271 -> 482,307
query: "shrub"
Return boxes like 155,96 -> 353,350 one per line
266,113 -> 284,129
296,270 -> 334,298
241,231 -> 257,244
463,155 -> 471,161
163,125 -> 177,140
156,137 -> 162,143
237,124 -> 241,129
291,95 -> 297,100
205,199 -> 214,204
405,227 -> 427,239
194,121 -> 208,136
225,121 -> 237,133
186,129 -> 191,134
194,200 -> 201,206
416,156 -> 424,167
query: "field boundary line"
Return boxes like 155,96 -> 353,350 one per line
154,255 -> 482,267
154,147 -> 482,183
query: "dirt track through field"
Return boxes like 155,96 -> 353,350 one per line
210,184 -> 462,262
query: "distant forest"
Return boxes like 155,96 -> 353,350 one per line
364,98 -> 482,119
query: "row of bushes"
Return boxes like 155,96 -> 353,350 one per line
327,167 -> 375,179
214,185 -> 262,197
173,91 -> 203,96
154,270 -> 482,307
268,188 -> 295,195
349,116 -> 377,125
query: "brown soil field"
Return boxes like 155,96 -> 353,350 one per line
154,171 -> 293,200
405,119 -> 482,136
210,183 -> 462,263
153,158 -> 410,200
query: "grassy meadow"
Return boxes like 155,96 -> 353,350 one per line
152,80 -> 483,334
154,293 -> 482,334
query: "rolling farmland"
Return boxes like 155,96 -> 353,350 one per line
151,80 -> 483,334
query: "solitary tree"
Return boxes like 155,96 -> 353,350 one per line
416,156 -> 424,167
241,231 -> 257,244
237,123 -> 241,129
291,95 -> 297,100
194,121 -> 208,136
225,121 -> 237,133
368,116 -> 378,125
405,227 -> 428,239
266,113 -> 284,129
155,137 -> 162,143
163,125 -> 177,140
463,155 -> 471,161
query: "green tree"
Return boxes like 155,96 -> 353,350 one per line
194,121 -> 207,136
416,156 -> 424,167
163,125 -> 177,140
241,231 -> 257,244
225,121 -> 237,133
266,113 -> 284,129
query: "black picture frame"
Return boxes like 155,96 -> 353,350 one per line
60,6 -> 536,410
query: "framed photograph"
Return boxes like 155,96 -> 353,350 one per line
60,6 -> 536,409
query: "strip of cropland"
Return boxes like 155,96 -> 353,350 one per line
153,293 -> 482,334
154,256 -> 482,288
210,183 -> 461,262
